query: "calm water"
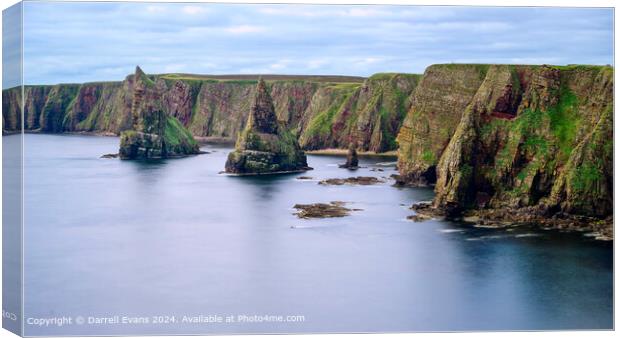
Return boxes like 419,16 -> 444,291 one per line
14,134 -> 612,336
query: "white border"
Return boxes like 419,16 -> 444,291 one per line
0,1 -> 616,338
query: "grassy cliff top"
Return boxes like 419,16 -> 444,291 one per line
368,72 -> 421,81
430,63 -> 612,71
158,73 -> 367,83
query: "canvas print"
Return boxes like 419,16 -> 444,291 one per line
1,1 -> 614,336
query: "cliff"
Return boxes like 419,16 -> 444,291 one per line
225,78 -> 309,174
299,73 -> 420,151
3,72 -> 419,152
397,64 -> 613,235
4,64 -> 612,233
118,66 -> 199,159
396,65 -> 488,185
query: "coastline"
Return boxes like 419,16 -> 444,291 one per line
12,131 -> 237,145
306,148 -> 397,157
220,167 -> 314,176
194,136 -> 235,145
9,132 -> 614,240
410,202 -> 614,241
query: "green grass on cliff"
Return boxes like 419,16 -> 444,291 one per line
571,163 -> 603,193
305,99 -> 342,138
164,116 -> 198,147
551,64 -> 612,73
326,82 -> 361,90
433,64 -> 490,80
40,85 -> 80,132
303,88 -> 357,141
491,80 -> 589,199
492,107 -> 548,175
503,83 -> 578,162
421,149 -> 436,164
368,73 -> 403,81
548,85 -> 579,160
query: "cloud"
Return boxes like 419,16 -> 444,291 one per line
146,5 -> 166,13
307,58 -> 329,69
182,6 -> 207,15
269,59 -> 292,70
19,3 -> 613,85
355,57 -> 382,66
343,8 -> 391,17
225,25 -> 266,34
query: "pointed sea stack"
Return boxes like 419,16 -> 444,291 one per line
339,141 -> 359,169
225,78 -> 310,174
119,66 -> 199,159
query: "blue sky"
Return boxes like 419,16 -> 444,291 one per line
13,2 -> 615,85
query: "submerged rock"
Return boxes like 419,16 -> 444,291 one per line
225,78 -> 311,174
118,66 -> 199,160
293,201 -> 360,218
100,153 -> 119,159
339,142 -> 359,169
319,176 -> 383,186
410,201 -> 446,219
407,214 -> 432,222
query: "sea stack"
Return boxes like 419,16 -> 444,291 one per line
225,78 -> 310,174
119,66 -> 199,159
339,141 -> 359,169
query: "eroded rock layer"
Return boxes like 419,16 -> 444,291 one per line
397,64 -> 613,233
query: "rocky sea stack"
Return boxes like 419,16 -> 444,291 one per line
225,78 -> 310,174
339,141 -> 359,169
119,66 -> 199,159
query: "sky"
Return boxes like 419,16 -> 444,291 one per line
7,2 -> 615,85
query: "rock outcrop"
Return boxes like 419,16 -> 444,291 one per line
224,79 -> 310,174
318,176 -> 382,186
339,142 -> 359,169
3,72 -> 419,153
293,201 -> 361,219
118,66 -> 199,159
397,64 -> 613,235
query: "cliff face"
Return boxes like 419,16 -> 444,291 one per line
3,73 -> 419,152
397,64 -> 613,222
396,65 -> 488,185
299,73 -> 420,152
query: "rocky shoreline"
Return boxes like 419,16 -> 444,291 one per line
409,202 -> 613,240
